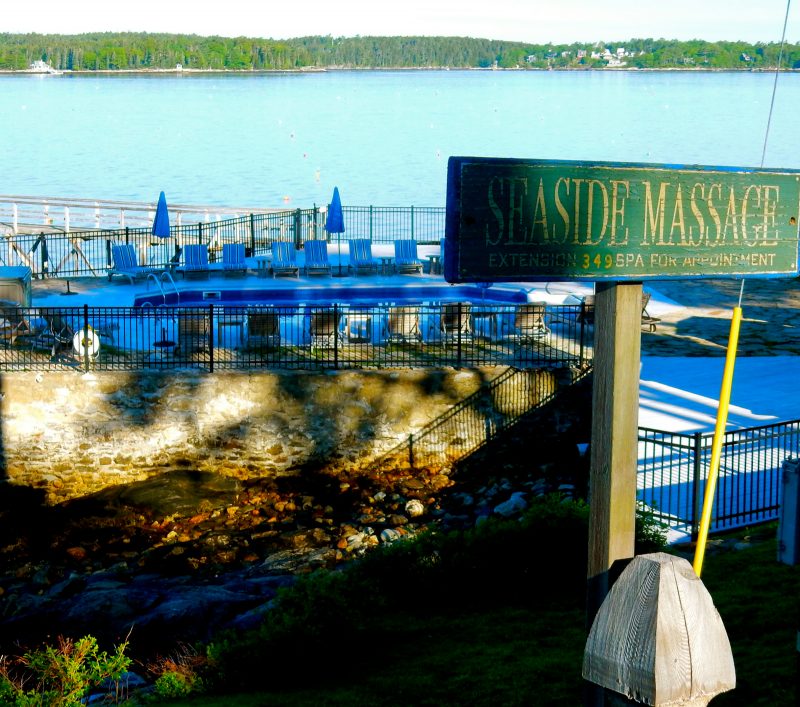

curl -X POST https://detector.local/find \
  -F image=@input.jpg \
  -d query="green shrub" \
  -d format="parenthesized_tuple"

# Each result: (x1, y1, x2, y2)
(0, 634, 130, 706)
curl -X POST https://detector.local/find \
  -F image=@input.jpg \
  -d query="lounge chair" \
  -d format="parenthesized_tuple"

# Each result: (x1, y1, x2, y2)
(385, 305, 423, 346)
(303, 240, 332, 276)
(512, 303, 550, 342)
(393, 239, 423, 274)
(348, 239, 379, 275)
(440, 302, 472, 342)
(108, 243, 163, 284)
(309, 307, 342, 350)
(245, 307, 281, 350)
(180, 244, 210, 279)
(222, 243, 248, 277)
(176, 309, 210, 355)
(271, 241, 300, 278)
(641, 292, 661, 332)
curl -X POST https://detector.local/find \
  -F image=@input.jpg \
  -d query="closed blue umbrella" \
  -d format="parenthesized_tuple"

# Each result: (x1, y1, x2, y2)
(325, 187, 346, 276)
(151, 191, 171, 267)
(152, 191, 170, 238)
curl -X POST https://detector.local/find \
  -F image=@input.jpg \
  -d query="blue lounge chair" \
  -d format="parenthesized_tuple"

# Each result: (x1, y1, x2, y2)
(108, 243, 163, 284)
(393, 239, 423, 274)
(180, 244, 210, 279)
(271, 241, 299, 278)
(348, 239, 379, 275)
(303, 240, 332, 276)
(222, 243, 248, 277)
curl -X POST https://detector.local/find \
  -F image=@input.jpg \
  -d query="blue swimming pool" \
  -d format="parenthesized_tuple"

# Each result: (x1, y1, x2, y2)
(133, 283, 534, 308)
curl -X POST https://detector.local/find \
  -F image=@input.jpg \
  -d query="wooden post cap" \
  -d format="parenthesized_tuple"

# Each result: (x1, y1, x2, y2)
(583, 552, 736, 705)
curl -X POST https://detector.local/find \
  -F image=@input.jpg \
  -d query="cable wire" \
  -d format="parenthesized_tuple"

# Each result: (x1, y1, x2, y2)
(760, 0, 793, 168)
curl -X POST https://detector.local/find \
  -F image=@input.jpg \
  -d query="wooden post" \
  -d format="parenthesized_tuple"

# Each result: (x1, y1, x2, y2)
(583, 553, 735, 705)
(586, 281, 642, 625)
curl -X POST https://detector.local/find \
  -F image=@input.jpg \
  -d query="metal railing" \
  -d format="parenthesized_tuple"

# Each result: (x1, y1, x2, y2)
(0, 207, 446, 279)
(0, 302, 592, 373)
(638, 420, 800, 536)
(372, 366, 573, 472)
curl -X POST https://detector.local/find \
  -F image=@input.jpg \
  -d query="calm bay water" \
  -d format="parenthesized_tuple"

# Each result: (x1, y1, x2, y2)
(1, 70, 798, 208)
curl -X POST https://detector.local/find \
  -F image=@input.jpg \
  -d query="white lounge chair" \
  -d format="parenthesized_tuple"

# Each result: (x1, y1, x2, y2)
(180, 244, 210, 279)
(222, 243, 248, 277)
(393, 239, 423, 274)
(271, 241, 300, 278)
(348, 239, 379, 274)
(303, 240, 332, 276)
(108, 243, 163, 284)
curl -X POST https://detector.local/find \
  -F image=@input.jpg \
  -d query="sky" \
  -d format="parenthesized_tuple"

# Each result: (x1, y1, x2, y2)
(4, 0, 799, 44)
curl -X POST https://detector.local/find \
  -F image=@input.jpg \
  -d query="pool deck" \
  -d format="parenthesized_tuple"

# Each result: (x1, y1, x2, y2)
(30, 243, 596, 309)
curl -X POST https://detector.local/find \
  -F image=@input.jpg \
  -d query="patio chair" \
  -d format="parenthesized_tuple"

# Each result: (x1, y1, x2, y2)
(32, 311, 75, 359)
(271, 241, 300, 278)
(385, 305, 423, 346)
(222, 243, 248, 277)
(512, 302, 550, 342)
(309, 307, 342, 350)
(0, 300, 33, 348)
(440, 302, 472, 342)
(108, 243, 163, 284)
(348, 239, 379, 275)
(180, 244, 210, 279)
(345, 307, 373, 343)
(245, 307, 281, 350)
(393, 239, 423, 274)
(176, 309, 210, 354)
(641, 291, 661, 332)
(303, 240, 332, 276)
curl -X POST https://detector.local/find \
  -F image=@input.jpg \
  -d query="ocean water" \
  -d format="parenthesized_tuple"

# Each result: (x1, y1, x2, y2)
(1, 70, 798, 208)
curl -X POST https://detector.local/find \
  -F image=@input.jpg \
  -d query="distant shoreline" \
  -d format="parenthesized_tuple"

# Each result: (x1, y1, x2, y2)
(2, 66, 798, 76)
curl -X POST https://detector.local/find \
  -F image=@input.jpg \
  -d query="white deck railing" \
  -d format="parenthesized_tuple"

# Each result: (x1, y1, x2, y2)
(0, 194, 283, 234)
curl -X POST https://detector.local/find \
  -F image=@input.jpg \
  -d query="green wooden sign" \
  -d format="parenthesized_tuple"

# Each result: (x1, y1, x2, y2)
(444, 157, 800, 282)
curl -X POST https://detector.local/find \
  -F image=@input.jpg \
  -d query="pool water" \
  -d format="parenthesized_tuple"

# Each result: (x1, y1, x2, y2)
(133, 283, 532, 309)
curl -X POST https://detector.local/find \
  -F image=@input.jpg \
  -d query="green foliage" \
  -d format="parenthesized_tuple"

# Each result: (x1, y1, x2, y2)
(0, 32, 798, 72)
(153, 671, 199, 700)
(0, 634, 131, 706)
(204, 494, 673, 692)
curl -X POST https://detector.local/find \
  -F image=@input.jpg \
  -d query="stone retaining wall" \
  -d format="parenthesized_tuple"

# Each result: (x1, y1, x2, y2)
(0, 367, 561, 504)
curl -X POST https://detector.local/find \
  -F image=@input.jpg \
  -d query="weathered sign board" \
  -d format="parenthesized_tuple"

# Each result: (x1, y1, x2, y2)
(444, 156, 800, 282)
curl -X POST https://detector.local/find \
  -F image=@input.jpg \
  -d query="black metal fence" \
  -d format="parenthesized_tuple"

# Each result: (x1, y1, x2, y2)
(638, 420, 800, 536)
(0, 302, 593, 373)
(4, 206, 446, 279)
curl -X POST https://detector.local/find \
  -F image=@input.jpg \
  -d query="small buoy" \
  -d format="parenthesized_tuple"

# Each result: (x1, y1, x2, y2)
(73, 326, 100, 358)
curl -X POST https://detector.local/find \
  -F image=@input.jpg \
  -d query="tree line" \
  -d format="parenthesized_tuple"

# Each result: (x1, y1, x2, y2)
(1, 32, 798, 71)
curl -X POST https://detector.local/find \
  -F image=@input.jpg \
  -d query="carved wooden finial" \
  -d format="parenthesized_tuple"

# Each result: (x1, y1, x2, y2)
(583, 552, 736, 705)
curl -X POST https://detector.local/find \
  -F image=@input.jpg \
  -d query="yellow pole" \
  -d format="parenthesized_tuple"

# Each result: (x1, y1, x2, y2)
(693, 306, 742, 577)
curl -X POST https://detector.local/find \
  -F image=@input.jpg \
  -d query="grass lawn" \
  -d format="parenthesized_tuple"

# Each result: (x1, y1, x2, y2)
(164, 523, 798, 706)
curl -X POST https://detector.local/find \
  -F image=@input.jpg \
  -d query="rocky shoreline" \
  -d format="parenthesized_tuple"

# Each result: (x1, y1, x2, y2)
(0, 389, 590, 662)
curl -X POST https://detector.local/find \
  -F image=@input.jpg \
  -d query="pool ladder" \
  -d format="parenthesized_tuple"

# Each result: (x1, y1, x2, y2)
(145, 270, 180, 307)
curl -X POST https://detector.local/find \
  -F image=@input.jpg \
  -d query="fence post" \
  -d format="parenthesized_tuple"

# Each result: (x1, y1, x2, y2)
(82, 304, 90, 374)
(249, 213, 256, 255)
(333, 304, 339, 370)
(456, 301, 463, 368)
(691, 432, 704, 540)
(410, 205, 415, 240)
(198, 222, 203, 245)
(124, 226, 130, 245)
(208, 303, 214, 373)
(293, 209, 302, 249)
(579, 301, 586, 366)
(369, 205, 373, 242)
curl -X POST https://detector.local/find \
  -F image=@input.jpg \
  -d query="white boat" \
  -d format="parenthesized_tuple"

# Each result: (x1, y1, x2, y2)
(27, 60, 63, 75)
